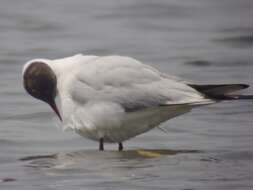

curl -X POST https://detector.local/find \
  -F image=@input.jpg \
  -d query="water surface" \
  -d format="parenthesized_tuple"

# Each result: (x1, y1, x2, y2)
(1, 0, 253, 189)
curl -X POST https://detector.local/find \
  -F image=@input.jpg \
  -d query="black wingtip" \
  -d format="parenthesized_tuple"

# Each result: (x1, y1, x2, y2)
(240, 84, 250, 89)
(189, 83, 251, 101)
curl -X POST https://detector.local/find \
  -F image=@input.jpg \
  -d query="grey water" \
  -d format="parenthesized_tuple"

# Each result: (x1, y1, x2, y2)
(1, 0, 253, 189)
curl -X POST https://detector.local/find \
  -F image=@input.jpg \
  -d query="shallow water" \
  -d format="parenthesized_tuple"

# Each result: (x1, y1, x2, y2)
(1, 0, 253, 189)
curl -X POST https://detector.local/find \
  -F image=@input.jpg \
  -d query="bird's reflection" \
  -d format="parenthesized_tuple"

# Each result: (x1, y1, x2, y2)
(20, 149, 200, 170)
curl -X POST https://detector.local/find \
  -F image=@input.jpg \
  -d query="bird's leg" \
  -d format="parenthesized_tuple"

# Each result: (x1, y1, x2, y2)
(99, 138, 104, 151)
(118, 142, 123, 151)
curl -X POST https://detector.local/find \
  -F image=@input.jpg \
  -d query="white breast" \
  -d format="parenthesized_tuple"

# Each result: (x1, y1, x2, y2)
(64, 101, 191, 142)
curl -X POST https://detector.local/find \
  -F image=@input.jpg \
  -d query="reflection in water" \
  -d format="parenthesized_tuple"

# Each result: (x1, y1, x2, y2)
(19, 149, 253, 188)
(20, 149, 200, 170)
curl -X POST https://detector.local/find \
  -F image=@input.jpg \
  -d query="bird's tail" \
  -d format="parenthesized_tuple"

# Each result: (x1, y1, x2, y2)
(189, 84, 253, 100)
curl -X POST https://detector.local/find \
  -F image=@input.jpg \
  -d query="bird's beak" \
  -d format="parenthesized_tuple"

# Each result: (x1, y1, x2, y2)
(48, 100, 62, 121)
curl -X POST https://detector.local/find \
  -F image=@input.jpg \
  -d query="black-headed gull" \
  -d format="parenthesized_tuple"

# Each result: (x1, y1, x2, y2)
(22, 54, 252, 151)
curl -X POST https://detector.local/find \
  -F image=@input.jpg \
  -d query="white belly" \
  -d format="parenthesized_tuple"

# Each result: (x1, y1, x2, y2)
(64, 102, 191, 143)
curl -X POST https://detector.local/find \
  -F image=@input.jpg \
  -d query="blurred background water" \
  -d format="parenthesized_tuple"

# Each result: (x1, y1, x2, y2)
(1, 0, 253, 189)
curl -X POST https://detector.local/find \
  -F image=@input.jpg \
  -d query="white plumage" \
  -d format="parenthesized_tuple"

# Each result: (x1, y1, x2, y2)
(23, 54, 214, 145)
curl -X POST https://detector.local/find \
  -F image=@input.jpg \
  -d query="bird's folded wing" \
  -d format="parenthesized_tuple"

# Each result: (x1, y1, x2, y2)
(69, 56, 212, 112)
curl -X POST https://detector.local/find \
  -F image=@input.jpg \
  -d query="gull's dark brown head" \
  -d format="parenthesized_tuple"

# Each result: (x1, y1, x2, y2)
(23, 61, 62, 121)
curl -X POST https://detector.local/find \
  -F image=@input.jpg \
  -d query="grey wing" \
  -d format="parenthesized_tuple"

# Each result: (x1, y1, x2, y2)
(69, 56, 212, 112)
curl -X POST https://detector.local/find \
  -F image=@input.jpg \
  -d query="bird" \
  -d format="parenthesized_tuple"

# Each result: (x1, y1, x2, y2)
(22, 54, 253, 151)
